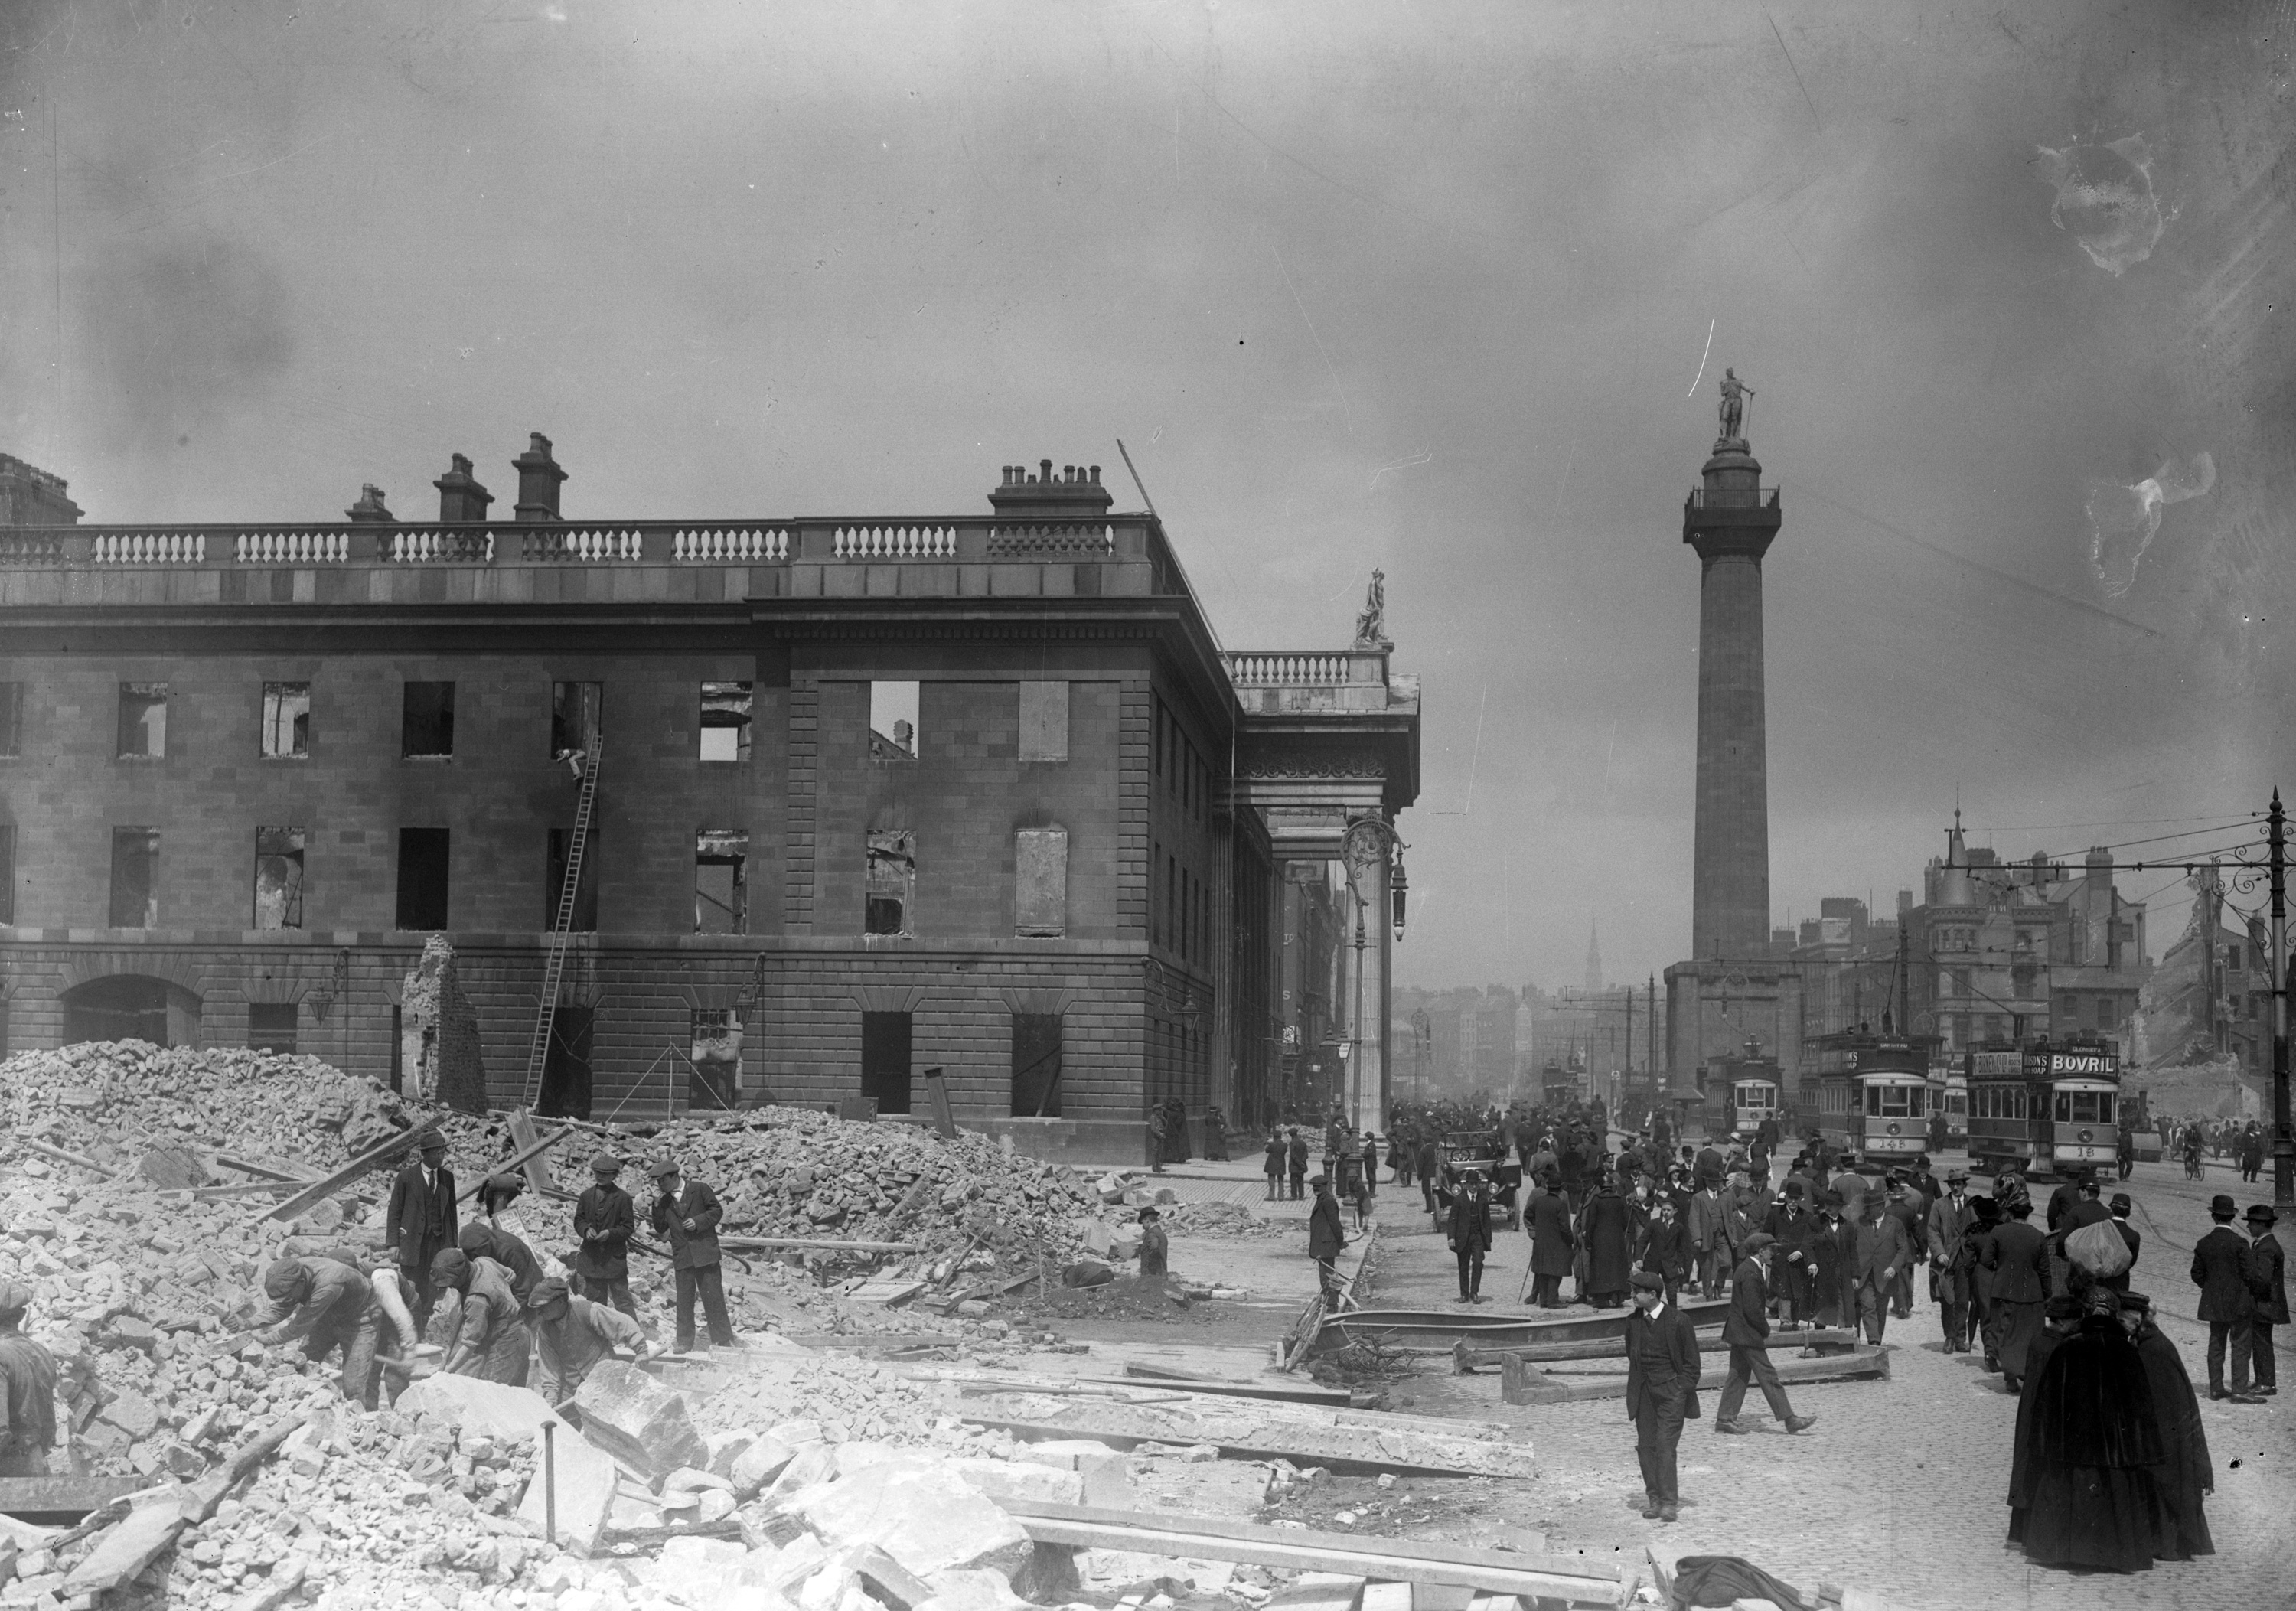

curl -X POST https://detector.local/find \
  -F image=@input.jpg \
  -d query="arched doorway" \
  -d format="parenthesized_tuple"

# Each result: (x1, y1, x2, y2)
(61, 976, 202, 1048)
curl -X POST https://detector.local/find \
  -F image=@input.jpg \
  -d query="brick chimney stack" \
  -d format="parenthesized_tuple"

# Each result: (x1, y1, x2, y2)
(434, 455, 494, 524)
(345, 484, 396, 523)
(512, 432, 567, 523)
(987, 457, 1114, 520)
(0, 452, 83, 526)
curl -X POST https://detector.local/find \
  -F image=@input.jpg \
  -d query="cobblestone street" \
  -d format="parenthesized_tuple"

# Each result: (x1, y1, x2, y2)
(1165, 1151, 2295, 1611)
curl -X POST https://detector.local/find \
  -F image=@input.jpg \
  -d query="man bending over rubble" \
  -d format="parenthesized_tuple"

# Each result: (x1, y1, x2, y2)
(458, 1215, 545, 1306)
(429, 1248, 533, 1386)
(0, 1283, 59, 1477)
(250, 1255, 384, 1410)
(527, 1278, 647, 1406)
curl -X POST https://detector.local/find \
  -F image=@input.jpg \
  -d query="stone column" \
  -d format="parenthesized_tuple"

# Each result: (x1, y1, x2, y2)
(1343, 829, 1391, 1138)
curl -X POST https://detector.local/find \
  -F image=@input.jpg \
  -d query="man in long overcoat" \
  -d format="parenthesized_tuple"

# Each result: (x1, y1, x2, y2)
(2191, 1192, 2258, 1399)
(2243, 1202, 2285, 1394)
(1526, 1175, 1576, 1307)
(1309, 1172, 1348, 1301)
(1686, 1174, 1728, 1298)
(1447, 1170, 1493, 1303)
(1580, 1174, 1636, 1309)
(1711, 1231, 1815, 1435)
(1926, 1170, 1977, 1352)
(385, 1132, 458, 1336)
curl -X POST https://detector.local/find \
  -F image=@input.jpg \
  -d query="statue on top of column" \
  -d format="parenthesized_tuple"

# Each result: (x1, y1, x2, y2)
(1717, 368, 1754, 444)
(1354, 568, 1390, 647)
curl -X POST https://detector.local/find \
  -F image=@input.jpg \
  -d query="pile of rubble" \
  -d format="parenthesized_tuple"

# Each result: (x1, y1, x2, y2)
(1156, 1202, 1289, 1240)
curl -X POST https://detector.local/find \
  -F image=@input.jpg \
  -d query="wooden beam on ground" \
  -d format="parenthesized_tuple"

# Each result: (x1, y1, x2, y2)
(954, 1414, 1531, 1480)
(719, 1236, 919, 1254)
(1000, 1502, 1629, 1607)
(454, 1125, 574, 1206)
(0, 1476, 151, 1521)
(1454, 1329, 1861, 1371)
(1114, 1368, 1352, 1406)
(505, 1110, 556, 1201)
(213, 1153, 321, 1184)
(15, 1139, 119, 1179)
(1500, 1344, 1890, 1405)
(249, 1127, 431, 1225)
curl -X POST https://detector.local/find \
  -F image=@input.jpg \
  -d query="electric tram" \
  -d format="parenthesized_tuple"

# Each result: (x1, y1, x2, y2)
(1703, 1035, 1784, 1138)
(1805, 1029, 1939, 1164)
(1965, 1036, 2123, 1179)
(1930, 1056, 1969, 1147)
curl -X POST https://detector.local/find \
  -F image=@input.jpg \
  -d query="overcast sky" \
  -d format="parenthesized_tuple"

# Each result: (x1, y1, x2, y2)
(4, 1, 2288, 992)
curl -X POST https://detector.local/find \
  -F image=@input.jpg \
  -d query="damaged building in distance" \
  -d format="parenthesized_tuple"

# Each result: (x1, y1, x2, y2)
(0, 444, 1418, 1156)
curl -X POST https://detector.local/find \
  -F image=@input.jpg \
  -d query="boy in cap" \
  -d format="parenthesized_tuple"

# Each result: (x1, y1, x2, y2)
(573, 1152, 645, 1326)
(429, 1247, 532, 1385)
(0, 1284, 58, 1476)
(649, 1156, 735, 1353)
(529, 1277, 648, 1406)
(1712, 1231, 1817, 1436)
(1137, 1207, 1169, 1279)
(2191, 1193, 2261, 1401)
(2246, 1202, 2286, 1394)
(1623, 1269, 1700, 1523)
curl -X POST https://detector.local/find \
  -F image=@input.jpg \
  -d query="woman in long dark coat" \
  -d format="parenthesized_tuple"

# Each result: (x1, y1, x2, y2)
(1965, 1195, 2003, 1368)
(1526, 1173, 1577, 1307)
(1580, 1172, 1636, 1308)
(2122, 1291, 2213, 1560)
(2013, 1287, 2165, 1572)
(2006, 1295, 2082, 1541)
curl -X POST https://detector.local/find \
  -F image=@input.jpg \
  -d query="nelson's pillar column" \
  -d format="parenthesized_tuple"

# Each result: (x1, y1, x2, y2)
(1685, 368, 1782, 961)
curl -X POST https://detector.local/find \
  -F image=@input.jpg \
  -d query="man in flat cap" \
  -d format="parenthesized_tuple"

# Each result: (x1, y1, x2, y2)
(649, 1156, 735, 1353)
(2191, 1193, 2261, 1401)
(1623, 1269, 1700, 1523)
(458, 1218, 543, 1308)
(385, 1131, 458, 1337)
(1713, 1231, 1815, 1436)
(1926, 1169, 1978, 1352)
(529, 1277, 647, 1407)
(1309, 1172, 1348, 1303)
(2245, 1202, 2286, 1394)
(430, 1247, 532, 1385)
(248, 1253, 383, 1408)
(573, 1152, 645, 1327)
(0, 1284, 57, 1476)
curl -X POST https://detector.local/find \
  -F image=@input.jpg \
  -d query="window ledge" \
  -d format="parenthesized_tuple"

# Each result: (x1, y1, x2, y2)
(260, 753, 311, 763)
(401, 753, 455, 763)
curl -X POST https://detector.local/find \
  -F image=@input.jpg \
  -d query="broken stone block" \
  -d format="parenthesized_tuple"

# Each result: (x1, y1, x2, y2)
(1081, 1221, 1113, 1257)
(729, 1437, 796, 1498)
(516, 1417, 618, 1553)
(395, 1375, 557, 1444)
(786, 1463, 1026, 1577)
(99, 1317, 158, 1357)
(696, 1489, 737, 1524)
(705, 1429, 757, 1479)
(765, 1443, 838, 1502)
(663, 1467, 734, 1495)
(949, 1459, 1083, 1508)
(573, 1361, 708, 1482)
(842, 1543, 935, 1611)
(766, 1420, 824, 1447)
(97, 1390, 160, 1442)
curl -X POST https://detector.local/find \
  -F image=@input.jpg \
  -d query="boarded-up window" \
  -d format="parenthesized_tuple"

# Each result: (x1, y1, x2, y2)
(247, 1002, 298, 1055)
(261, 683, 310, 758)
(696, 829, 748, 934)
(866, 830, 915, 936)
(253, 827, 305, 931)
(551, 681, 602, 758)
(1015, 827, 1068, 937)
(1012, 1013, 1063, 1117)
(1018, 680, 1068, 762)
(396, 827, 451, 930)
(403, 682, 455, 757)
(700, 682, 752, 761)
(118, 683, 168, 758)
(109, 827, 159, 927)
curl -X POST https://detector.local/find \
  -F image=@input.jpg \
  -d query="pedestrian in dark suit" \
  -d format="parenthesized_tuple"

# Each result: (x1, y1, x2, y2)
(1926, 1171, 1977, 1351)
(1713, 1232, 1815, 1434)
(1526, 1179, 1576, 1307)
(1447, 1171, 1493, 1303)
(572, 1152, 646, 1328)
(1984, 1189, 2049, 1389)
(648, 1156, 735, 1353)
(1263, 1133, 1286, 1201)
(1853, 1196, 1912, 1344)
(2192, 1194, 2258, 1399)
(1414, 1133, 1442, 1212)
(1580, 1177, 1636, 1308)
(1763, 1184, 1818, 1326)
(1807, 1193, 1850, 1328)
(1289, 1130, 1311, 1202)
(1624, 1270, 1701, 1522)
(2245, 1203, 2286, 1393)
(2104, 1192, 2141, 1296)
(384, 1133, 458, 1336)
(1308, 1173, 1348, 1301)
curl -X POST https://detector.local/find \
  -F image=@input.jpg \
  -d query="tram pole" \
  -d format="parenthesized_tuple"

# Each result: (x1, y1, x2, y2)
(2270, 789, 2291, 1212)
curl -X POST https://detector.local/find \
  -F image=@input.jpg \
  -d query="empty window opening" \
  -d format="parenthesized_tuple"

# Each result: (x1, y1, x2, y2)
(253, 827, 306, 931)
(700, 682, 753, 762)
(109, 827, 159, 928)
(396, 827, 452, 931)
(118, 683, 168, 759)
(537, 1002, 595, 1121)
(0, 683, 21, 757)
(261, 682, 310, 758)
(869, 680, 919, 759)
(551, 680, 602, 759)
(696, 829, 748, 934)
(690, 1007, 742, 1112)
(1016, 826, 1068, 937)
(866, 830, 915, 937)
(1018, 680, 1068, 762)
(861, 1010, 913, 1115)
(403, 681, 455, 757)
(247, 1001, 298, 1055)
(546, 827, 600, 932)
(1012, 1013, 1063, 1117)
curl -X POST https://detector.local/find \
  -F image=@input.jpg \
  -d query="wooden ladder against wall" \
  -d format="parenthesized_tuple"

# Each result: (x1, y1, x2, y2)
(522, 732, 603, 1108)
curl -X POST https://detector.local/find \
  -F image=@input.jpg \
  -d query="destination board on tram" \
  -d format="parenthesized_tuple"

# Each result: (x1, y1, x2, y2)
(1970, 1052, 2022, 1080)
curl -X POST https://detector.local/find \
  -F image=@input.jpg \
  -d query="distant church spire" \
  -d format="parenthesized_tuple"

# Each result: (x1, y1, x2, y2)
(1585, 923, 1603, 994)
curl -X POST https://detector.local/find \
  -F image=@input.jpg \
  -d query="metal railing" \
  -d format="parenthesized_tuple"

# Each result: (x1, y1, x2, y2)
(1685, 486, 1781, 510)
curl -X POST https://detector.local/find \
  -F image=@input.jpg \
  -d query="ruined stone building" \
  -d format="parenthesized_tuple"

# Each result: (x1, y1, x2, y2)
(0, 444, 1419, 1156)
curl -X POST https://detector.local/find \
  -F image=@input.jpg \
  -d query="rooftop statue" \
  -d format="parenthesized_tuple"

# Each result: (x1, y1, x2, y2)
(1717, 368, 1755, 443)
(1354, 568, 1389, 647)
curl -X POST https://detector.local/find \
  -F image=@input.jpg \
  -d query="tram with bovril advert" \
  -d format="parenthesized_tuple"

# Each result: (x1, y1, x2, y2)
(1965, 1038, 2123, 1179)
(1805, 1029, 1938, 1165)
